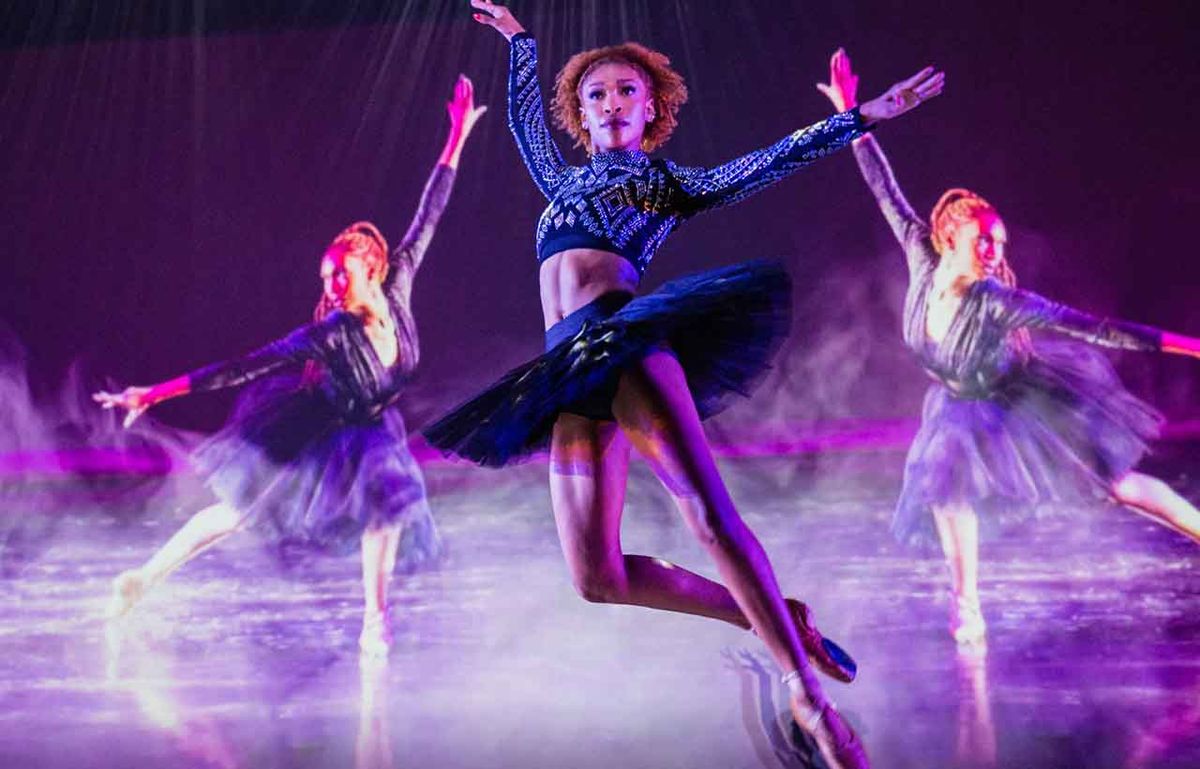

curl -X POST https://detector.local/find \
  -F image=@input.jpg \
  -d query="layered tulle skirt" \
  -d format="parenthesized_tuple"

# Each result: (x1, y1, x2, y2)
(424, 260, 792, 466)
(193, 376, 440, 564)
(894, 342, 1163, 546)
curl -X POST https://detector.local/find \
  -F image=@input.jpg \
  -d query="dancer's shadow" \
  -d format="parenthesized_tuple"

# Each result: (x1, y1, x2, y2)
(722, 647, 828, 769)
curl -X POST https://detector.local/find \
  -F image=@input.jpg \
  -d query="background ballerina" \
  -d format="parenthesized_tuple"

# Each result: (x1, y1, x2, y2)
(816, 47, 1200, 644)
(94, 75, 486, 656)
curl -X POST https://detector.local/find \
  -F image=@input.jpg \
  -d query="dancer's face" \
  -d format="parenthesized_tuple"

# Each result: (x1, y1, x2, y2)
(579, 62, 655, 153)
(947, 212, 1007, 280)
(320, 244, 373, 310)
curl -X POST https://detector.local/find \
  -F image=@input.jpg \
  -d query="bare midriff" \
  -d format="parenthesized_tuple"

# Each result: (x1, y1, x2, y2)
(539, 248, 640, 329)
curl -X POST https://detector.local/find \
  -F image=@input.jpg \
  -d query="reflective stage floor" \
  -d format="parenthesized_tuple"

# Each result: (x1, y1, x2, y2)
(1, 447, 1197, 768)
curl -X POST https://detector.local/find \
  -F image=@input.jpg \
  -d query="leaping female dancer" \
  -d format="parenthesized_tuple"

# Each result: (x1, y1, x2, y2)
(426, 2, 941, 765)
(816, 48, 1200, 645)
(94, 75, 486, 657)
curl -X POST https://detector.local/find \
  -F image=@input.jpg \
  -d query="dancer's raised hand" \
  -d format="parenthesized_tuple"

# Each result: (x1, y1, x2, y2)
(816, 47, 860, 112)
(859, 65, 945, 124)
(447, 74, 488, 138)
(470, 0, 525, 41)
(93, 386, 155, 428)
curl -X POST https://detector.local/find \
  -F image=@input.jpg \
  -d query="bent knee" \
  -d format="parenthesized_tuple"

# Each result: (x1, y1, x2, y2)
(674, 495, 736, 547)
(569, 567, 626, 604)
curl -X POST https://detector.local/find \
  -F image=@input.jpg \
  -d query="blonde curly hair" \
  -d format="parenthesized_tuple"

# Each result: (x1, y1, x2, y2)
(550, 42, 688, 154)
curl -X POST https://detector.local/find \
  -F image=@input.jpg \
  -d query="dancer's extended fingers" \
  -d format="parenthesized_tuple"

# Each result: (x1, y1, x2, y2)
(93, 391, 124, 409)
(914, 72, 945, 99)
(913, 70, 944, 90)
(898, 66, 936, 90)
(471, 0, 504, 20)
(833, 47, 851, 75)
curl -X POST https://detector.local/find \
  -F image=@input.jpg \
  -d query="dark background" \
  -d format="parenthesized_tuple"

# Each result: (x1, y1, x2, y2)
(2, 0, 1197, 437)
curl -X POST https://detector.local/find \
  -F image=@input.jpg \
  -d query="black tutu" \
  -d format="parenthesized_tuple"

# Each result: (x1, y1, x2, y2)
(424, 260, 792, 466)
(894, 341, 1163, 546)
(193, 375, 440, 562)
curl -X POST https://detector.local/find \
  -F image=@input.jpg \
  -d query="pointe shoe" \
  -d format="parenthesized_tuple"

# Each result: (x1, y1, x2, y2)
(106, 569, 147, 620)
(786, 598, 858, 684)
(359, 609, 393, 658)
(790, 695, 870, 769)
(950, 593, 986, 646)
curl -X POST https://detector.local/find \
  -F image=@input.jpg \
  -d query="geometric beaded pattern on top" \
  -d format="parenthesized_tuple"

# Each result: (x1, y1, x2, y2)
(508, 34, 866, 274)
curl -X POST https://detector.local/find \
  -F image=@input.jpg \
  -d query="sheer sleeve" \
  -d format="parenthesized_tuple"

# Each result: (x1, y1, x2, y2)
(851, 134, 935, 274)
(983, 281, 1163, 351)
(186, 315, 343, 393)
(507, 33, 570, 200)
(664, 108, 868, 217)
(388, 163, 457, 278)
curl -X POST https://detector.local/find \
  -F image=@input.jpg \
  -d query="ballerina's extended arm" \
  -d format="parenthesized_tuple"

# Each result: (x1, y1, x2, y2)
(983, 281, 1200, 359)
(93, 319, 340, 427)
(817, 47, 936, 275)
(662, 55, 944, 216)
(390, 75, 486, 278)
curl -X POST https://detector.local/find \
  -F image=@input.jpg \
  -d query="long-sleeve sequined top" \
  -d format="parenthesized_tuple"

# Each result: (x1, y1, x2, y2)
(507, 33, 869, 274)
(851, 134, 1162, 397)
(184, 165, 456, 421)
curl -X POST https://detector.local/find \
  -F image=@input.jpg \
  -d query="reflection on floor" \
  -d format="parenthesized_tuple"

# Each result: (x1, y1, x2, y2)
(1, 447, 1197, 768)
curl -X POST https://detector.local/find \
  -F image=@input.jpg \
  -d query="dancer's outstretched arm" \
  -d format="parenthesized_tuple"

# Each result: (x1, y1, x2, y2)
(93, 317, 339, 427)
(93, 375, 191, 428)
(666, 55, 944, 216)
(472, 1, 569, 200)
(986, 281, 1200, 357)
(817, 47, 935, 272)
(391, 75, 486, 277)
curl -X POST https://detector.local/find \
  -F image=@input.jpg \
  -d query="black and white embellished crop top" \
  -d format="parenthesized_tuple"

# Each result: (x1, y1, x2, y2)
(507, 33, 870, 275)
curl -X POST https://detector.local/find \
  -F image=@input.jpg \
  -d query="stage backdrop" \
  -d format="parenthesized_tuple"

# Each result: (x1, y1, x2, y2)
(2, 0, 1197, 443)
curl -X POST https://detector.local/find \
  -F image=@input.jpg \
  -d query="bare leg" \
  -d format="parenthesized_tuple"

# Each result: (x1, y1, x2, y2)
(107, 502, 245, 618)
(932, 504, 980, 601)
(1112, 472, 1200, 544)
(550, 410, 852, 682)
(359, 520, 406, 656)
(606, 352, 806, 675)
(610, 351, 864, 766)
(549, 413, 749, 629)
(932, 503, 985, 644)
